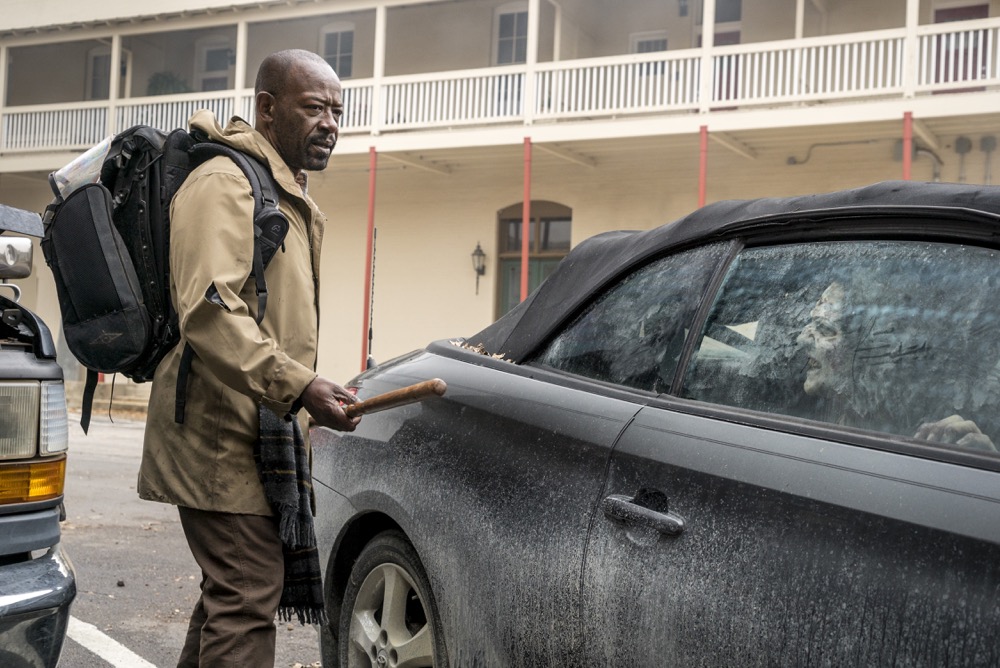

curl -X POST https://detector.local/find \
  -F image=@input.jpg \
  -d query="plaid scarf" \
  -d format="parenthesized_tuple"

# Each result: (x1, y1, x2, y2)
(255, 406, 327, 625)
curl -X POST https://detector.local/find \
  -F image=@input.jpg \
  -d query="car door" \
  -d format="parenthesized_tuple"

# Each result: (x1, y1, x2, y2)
(580, 234, 1000, 666)
(376, 241, 731, 665)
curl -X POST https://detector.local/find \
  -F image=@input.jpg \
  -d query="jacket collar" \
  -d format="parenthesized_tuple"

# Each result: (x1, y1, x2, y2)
(189, 110, 308, 201)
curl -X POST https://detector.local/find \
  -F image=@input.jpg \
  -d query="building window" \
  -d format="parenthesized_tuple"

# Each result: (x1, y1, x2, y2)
(86, 47, 130, 100)
(631, 31, 669, 54)
(631, 31, 668, 75)
(497, 201, 572, 316)
(495, 3, 528, 65)
(321, 22, 354, 78)
(697, 0, 742, 24)
(195, 37, 233, 92)
(717, 0, 742, 23)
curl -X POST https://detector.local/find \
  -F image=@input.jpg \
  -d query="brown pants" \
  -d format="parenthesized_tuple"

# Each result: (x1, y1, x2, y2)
(176, 506, 284, 668)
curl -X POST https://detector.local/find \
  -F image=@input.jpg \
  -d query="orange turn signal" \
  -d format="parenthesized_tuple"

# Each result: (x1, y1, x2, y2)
(0, 457, 66, 504)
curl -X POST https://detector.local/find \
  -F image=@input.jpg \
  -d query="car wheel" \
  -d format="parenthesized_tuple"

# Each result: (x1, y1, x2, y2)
(338, 530, 448, 668)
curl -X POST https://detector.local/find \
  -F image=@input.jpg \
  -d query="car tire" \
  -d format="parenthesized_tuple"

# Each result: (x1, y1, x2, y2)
(319, 612, 338, 667)
(338, 530, 448, 668)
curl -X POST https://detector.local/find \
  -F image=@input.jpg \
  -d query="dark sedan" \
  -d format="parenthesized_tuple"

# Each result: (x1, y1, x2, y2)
(313, 180, 1000, 668)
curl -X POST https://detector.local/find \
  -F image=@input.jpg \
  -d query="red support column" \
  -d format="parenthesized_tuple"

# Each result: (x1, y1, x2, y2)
(903, 111, 913, 181)
(699, 125, 709, 207)
(360, 146, 377, 371)
(521, 137, 532, 302)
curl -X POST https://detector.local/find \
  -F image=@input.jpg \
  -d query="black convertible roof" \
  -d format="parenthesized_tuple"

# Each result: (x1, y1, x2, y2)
(470, 180, 1000, 361)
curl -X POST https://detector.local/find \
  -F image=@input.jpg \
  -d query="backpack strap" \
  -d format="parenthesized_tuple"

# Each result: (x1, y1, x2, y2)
(174, 145, 290, 424)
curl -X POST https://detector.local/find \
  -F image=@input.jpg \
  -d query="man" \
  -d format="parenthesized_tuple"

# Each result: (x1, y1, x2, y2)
(138, 50, 360, 667)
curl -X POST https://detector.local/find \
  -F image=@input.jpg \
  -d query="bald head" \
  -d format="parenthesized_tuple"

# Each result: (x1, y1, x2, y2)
(253, 49, 343, 172)
(255, 49, 335, 98)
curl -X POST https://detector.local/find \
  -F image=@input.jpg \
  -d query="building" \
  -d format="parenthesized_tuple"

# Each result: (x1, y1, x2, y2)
(2, 0, 999, 385)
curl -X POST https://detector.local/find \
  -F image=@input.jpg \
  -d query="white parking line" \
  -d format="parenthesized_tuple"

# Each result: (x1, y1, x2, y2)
(67, 616, 158, 668)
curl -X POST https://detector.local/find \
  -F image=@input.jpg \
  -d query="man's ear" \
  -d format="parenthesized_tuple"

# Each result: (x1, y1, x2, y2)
(255, 91, 276, 123)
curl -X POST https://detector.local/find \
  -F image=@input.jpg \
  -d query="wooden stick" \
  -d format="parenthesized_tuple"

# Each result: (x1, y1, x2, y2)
(343, 378, 447, 418)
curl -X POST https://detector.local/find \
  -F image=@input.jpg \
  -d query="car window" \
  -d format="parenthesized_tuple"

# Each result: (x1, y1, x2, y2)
(530, 242, 729, 392)
(682, 240, 1000, 455)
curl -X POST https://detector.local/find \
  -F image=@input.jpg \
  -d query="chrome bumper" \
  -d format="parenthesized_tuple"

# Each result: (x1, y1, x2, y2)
(0, 544, 76, 668)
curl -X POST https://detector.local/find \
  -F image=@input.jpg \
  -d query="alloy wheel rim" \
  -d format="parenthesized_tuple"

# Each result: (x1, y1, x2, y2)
(347, 562, 435, 668)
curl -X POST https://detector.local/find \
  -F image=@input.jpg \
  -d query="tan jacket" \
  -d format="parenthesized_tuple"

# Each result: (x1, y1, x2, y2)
(138, 111, 324, 515)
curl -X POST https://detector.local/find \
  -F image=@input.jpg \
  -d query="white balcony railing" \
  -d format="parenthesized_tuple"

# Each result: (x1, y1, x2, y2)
(917, 18, 1000, 91)
(381, 67, 525, 129)
(535, 51, 702, 118)
(710, 29, 906, 106)
(1, 102, 108, 152)
(115, 94, 237, 134)
(3, 19, 1000, 155)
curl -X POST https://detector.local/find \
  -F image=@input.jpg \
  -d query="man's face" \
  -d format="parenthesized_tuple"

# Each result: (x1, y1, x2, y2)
(260, 61, 343, 172)
(797, 282, 849, 396)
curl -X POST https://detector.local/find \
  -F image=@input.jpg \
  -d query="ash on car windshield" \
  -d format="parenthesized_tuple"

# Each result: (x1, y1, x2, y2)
(682, 240, 1000, 455)
(530, 242, 728, 392)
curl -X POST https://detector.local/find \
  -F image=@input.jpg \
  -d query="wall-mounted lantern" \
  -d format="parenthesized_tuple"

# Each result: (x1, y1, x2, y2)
(471, 242, 486, 295)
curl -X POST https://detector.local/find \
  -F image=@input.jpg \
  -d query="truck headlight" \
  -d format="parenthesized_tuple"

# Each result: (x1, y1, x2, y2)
(0, 382, 40, 460)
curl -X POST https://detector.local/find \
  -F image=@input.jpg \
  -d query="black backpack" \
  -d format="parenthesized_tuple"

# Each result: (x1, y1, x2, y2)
(41, 125, 290, 433)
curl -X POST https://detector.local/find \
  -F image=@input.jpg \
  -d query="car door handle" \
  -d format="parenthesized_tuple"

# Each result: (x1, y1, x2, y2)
(601, 491, 686, 536)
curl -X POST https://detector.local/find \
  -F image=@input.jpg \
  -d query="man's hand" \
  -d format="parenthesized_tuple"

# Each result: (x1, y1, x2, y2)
(300, 376, 361, 431)
(914, 414, 996, 452)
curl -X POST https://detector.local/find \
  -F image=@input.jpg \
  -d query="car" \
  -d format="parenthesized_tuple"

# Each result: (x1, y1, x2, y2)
(0, 205, 74, 668)
(312, 180, 1000, 668)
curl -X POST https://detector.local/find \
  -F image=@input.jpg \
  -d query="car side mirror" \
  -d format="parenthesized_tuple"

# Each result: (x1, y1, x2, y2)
(0, 237, 32, 280)
(0, 236, 33, 280)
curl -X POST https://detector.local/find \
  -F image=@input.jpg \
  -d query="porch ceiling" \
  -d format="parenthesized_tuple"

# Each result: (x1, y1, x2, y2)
(351, 114, 1000, 178)
(0, 0, 318, 38)
(10, 114, 1000, 191)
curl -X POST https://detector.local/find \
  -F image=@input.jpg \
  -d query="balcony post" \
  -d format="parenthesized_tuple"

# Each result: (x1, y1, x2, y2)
(699, 125, 709, 206)
(903, 0, 919, 98)
(0, 46, 7, 152)
(903, 111, 913, 180)
(524, 0, 540, 124)
(699, 0, 717, 113)
(521, 137, 532, 302)
(108, 35, 122, 136)
(234, 20, 248, 119)
(361, 146, 378, 370)
(372, 4, 387, 136)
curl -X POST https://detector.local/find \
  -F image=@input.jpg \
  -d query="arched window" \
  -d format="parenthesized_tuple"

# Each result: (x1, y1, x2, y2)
(320, 21, 355, 78)
(497, 201, 572, 316)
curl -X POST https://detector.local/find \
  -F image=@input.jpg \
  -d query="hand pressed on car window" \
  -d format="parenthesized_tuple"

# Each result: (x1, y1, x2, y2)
(914, 414, 996, 452)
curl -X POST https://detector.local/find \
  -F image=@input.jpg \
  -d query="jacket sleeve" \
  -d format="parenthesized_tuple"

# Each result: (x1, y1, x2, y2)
(169, 166, 317, 414)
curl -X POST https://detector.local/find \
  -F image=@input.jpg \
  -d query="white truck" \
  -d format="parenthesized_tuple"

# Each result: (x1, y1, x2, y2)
(0, 204, 74, 668)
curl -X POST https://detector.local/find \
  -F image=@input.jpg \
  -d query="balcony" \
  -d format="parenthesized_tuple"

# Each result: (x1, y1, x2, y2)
(2, 16, 1000, 156)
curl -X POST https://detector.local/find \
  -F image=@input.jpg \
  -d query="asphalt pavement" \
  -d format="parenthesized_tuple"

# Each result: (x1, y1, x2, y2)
(58, 413, 323, 668)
